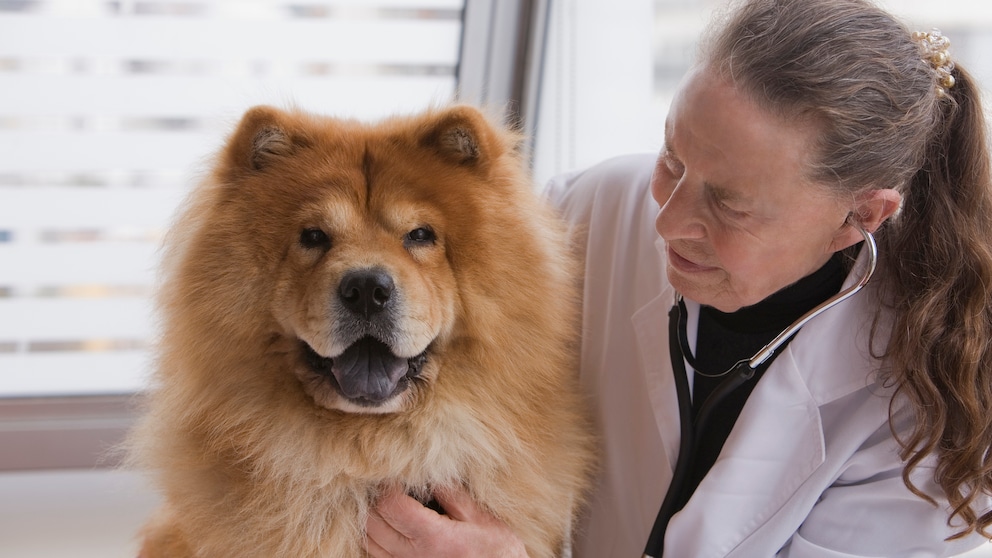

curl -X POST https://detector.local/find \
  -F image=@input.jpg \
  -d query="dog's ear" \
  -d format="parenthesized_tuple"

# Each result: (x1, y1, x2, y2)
(224, 106, 306, 173)
(420, 106, 504, 170)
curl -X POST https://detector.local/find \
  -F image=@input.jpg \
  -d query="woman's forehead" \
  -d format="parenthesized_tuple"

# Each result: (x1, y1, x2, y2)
(665, 66, 821, 192)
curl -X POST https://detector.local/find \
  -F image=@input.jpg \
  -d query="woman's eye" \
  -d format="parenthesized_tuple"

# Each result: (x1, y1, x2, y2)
(716, 199, 748, 219)
(299, 228, 330, 249)
(405, 227, 436, 245)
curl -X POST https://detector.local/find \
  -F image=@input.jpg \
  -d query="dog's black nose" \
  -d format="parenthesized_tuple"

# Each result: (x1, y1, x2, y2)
(339, 269, 394, 316)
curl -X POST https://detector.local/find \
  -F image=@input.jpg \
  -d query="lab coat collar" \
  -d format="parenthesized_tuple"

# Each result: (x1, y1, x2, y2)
(631, 284, 679, 473)
(629, 237, 681, 483)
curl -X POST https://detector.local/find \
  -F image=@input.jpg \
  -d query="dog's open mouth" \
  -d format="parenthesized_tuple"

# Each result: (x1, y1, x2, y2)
(301, 337, 428, 407)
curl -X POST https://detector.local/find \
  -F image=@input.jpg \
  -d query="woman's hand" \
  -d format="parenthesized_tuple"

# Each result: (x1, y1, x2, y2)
(365, 485, 529, 558)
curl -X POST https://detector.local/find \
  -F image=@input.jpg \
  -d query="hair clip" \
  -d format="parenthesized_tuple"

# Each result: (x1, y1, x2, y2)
(912, 29, 955, 97)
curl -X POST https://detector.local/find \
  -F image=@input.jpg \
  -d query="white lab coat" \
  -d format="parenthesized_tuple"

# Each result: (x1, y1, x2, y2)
(546, 154, 990, 557)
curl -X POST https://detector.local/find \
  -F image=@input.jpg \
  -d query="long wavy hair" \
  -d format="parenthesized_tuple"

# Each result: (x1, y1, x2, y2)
(701, 0, 992, 539)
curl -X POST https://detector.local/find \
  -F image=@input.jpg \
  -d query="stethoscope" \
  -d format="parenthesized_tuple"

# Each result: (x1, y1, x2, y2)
(642, 224, 877, 558)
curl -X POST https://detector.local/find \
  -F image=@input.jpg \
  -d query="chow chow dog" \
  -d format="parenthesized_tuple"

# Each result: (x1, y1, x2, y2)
(128, 105, 595, 557)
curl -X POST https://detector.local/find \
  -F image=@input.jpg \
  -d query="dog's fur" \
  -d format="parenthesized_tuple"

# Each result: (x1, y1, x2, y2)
(128, 105, 595, 557)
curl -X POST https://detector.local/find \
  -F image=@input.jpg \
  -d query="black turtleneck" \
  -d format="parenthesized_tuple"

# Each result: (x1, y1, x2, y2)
(681, 253, 846, 503)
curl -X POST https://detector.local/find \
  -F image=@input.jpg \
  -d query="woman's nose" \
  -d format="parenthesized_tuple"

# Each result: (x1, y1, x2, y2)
(655, 180, 706, 241)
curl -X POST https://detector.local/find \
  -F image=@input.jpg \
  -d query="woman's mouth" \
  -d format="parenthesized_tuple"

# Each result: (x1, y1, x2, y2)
(667, 246, 718, 273)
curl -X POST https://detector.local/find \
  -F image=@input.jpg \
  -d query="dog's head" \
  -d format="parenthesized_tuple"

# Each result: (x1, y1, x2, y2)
(185, 105, 525, 415)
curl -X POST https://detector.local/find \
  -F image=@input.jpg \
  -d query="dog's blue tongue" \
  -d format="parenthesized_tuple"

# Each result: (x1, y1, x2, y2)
(331, 337, 408, 402)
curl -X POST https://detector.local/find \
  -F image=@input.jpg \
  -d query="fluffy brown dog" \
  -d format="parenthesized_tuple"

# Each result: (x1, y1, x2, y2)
(128, 105, 595, 557)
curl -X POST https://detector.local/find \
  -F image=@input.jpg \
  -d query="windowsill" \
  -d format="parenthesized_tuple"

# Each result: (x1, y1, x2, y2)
(0, 394, 141, 471)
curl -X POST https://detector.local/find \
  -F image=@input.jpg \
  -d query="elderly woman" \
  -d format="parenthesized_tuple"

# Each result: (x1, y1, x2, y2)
(366, 0, 992, 556)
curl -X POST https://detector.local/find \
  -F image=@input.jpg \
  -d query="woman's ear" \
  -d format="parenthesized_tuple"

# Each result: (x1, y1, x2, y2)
(853, 188, 902, 233)
(828, 188, 902, 252)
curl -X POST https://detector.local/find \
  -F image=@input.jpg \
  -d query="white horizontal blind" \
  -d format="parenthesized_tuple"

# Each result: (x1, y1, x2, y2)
(0, 0, 463, 397)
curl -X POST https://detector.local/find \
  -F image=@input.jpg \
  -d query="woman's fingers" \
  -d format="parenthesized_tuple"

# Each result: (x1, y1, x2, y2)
(364, 485, 529, 558)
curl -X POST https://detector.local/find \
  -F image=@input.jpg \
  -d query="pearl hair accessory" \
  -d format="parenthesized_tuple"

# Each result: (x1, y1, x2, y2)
(913, 29, 956, 97)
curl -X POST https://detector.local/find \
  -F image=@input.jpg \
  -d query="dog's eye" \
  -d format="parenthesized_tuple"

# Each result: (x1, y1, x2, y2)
(405, 227, 436, 245)
(299, 228, 330, 249)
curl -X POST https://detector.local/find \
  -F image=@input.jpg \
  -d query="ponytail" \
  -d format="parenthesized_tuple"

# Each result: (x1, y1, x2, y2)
(880, 65, 992, 537)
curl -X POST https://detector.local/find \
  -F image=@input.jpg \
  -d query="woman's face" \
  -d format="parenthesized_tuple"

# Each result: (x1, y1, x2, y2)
(652, 66, 852, 312)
